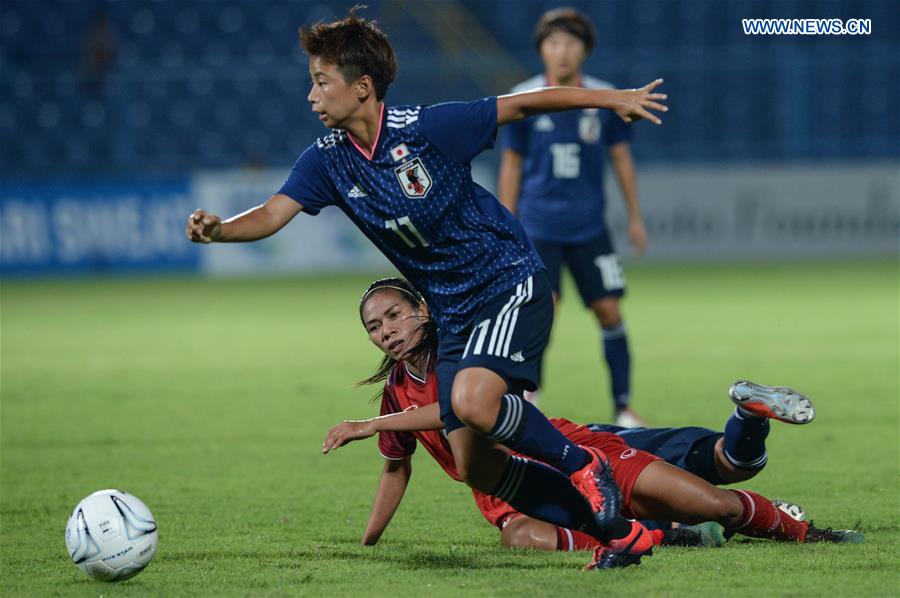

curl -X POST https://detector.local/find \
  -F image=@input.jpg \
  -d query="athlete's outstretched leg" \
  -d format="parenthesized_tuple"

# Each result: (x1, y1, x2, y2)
(627, 460, 857, 543)
(629, 460, 806, 542)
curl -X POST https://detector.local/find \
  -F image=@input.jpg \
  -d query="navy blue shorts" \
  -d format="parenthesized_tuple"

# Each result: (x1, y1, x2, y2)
(437, 272, 553, 433)
(533, 232, 626, 305)
(587, 424, 725, 485)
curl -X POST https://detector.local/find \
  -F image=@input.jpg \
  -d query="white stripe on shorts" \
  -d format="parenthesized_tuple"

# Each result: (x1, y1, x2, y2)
(487, 282, 524, 356)
(501, 276, 532, 357)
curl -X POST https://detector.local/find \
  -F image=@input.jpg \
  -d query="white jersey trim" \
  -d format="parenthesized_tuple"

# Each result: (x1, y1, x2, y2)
(316, 130, 347, 149)
(379, 451, 413, 461)
(387, 107, 421, 129)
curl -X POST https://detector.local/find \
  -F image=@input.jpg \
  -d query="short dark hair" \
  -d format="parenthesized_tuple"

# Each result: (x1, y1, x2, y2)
(533, 7, 595, 54)
(299, 6, 397, 101)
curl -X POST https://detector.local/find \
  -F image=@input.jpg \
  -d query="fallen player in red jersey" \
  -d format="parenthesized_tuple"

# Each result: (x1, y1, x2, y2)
(322, 278, 863, 560)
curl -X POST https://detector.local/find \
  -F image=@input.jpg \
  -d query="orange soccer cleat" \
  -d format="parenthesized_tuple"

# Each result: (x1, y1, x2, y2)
(569, 446, 621, 529)
(585, 520, 656, 570)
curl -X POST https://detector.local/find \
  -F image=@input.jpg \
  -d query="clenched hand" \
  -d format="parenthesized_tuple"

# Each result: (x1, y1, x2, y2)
(186, 209, 222, 243)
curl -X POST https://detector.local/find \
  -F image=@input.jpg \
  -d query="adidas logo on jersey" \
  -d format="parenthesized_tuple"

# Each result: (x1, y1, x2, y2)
(348, 184, 368, 198)
(510, 351, 525, 362)
(534, 115, 555, 132)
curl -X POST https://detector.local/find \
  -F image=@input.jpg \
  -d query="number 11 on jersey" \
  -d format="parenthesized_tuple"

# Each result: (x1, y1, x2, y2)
(385, 216, 430, 248)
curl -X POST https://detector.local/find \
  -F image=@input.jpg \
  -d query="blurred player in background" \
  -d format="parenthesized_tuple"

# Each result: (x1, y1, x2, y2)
(499, 8, 646, 427)
(322, 278, 861, 556)
(186, 8, 669, 569)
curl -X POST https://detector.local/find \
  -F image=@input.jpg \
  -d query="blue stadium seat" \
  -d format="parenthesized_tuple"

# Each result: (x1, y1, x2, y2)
(1, 0, 896, 177)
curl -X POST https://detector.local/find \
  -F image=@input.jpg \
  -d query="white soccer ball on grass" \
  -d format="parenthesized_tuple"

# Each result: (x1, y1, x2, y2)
(65, 489, 158, 582)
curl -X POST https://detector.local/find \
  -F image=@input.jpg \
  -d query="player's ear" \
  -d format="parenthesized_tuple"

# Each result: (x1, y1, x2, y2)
(418, 302, 430, 320)
(354, 75, 374, 101)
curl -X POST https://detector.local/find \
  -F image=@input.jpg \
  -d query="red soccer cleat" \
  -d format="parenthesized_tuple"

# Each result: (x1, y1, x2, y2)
(585, 520, 655, 570)
(569, 446, 621, 529)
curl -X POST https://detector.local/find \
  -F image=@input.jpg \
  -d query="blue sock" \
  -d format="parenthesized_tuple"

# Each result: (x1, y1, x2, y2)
(723, 407, 770, 470)
(488, 394, 589, 476)
(492, 456, 623, 539)
(602, 322, 630, 411)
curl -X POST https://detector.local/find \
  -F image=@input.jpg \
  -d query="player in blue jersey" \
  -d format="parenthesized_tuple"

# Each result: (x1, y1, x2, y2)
(185, 9, 668, 569)
(499, 8, 647, 427)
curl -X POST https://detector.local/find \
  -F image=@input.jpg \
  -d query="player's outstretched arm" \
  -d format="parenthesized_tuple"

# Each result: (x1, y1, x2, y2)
(497, 79, 668, 126)
(186, 193, 302, 243)
(322, 403, 443, 454)
(362, 458, 412, 545)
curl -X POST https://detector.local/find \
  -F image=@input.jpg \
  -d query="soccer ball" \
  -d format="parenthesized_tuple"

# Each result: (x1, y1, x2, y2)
(65, 489, 158, 582)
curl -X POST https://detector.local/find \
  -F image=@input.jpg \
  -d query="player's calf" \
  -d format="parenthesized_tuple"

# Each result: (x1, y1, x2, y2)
(500, 516, 559, 551)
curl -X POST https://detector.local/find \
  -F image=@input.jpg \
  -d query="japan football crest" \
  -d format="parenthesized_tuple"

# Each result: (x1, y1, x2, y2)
(394, 158, 432, 199)
(579, 109, 601, 144)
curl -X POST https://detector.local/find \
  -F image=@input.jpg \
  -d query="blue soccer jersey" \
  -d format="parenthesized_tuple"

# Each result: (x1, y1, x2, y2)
(501, 75, 632, 243)
(278, 99, 543, 334)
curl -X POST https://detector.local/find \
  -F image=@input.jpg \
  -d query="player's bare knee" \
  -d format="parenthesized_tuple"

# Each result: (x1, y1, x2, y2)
(450, 389, 481, 429)
(450, 376, 502, 432)
(592, 299, 621, 328)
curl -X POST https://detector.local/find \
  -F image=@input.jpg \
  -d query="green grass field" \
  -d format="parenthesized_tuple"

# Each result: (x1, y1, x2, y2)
(2, 260, 898, 596)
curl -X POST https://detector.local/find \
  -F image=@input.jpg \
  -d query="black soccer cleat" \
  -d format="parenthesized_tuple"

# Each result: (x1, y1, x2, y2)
(805, 522, 864, 544)
(585, 546, 648, 570)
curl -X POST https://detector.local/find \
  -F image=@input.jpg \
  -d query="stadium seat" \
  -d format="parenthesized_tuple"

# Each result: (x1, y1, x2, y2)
(1, 0, 896, 178)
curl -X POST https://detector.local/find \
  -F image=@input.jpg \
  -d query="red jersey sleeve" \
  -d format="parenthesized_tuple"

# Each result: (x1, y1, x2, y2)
(377, 383, 418, 460)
